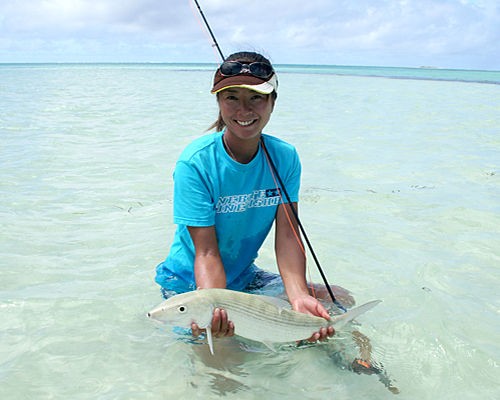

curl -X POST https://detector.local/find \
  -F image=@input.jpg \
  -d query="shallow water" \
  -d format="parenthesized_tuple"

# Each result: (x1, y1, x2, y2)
(0, 64, 499, 399)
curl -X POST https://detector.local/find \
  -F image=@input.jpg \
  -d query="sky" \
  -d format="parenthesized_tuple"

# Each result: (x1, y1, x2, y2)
(0, 0, 499, 70)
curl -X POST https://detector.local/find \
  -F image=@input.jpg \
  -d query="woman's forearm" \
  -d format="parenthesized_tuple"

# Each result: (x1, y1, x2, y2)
(194, 253, 227, 288)
(188, 226, 227, 289)
(274, 203, 309, 301)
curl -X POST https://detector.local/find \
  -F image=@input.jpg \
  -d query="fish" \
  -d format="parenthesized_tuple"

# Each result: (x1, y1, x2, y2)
(147, 288, 381, 355)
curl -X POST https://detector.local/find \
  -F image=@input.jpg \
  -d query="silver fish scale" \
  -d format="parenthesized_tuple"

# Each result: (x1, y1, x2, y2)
(202, 289, 329, 342)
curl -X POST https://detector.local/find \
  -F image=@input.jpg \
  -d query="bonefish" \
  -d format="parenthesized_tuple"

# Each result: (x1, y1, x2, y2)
(148, 288, 380, 355)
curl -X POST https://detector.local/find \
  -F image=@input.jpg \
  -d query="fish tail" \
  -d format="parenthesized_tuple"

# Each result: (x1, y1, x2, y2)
(330, 300, 381, 329)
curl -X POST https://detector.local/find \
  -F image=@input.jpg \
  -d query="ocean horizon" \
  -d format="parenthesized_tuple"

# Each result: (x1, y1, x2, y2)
(1, 61, 499, 85)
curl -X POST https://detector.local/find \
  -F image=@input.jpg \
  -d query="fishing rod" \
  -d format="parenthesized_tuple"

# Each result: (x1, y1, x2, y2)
(192, 0, 225, 61)
(191, 0, 345, 312)
(261, 138, 346, 313)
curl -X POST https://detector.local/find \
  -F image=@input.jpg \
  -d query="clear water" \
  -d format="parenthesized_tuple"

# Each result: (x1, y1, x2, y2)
(1, 64, 499, 399)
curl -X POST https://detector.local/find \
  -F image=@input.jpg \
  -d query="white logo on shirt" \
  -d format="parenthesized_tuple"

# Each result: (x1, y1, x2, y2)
(216, 189, 281, 213)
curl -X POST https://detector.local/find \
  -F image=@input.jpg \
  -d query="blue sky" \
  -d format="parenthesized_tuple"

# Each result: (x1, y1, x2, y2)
(1, 0, 499, 70)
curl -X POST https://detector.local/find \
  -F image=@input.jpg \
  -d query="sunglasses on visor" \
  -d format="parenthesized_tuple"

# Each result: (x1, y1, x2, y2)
(219, 61, 274, 79)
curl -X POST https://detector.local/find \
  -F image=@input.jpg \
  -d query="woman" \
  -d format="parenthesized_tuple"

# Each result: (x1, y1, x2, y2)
(155, 51, 347, 342)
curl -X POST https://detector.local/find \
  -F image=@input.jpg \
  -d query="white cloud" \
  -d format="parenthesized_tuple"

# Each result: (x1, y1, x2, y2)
(0, 0, 498, 68)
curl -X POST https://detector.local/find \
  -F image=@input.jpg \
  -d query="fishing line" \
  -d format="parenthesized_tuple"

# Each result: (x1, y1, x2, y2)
(191, 0, 225, 61)
(191, 0, 346, 312)
(189, 0, 220, 62)
(261, 144, 317, 299)
(261, 138, 347, 313)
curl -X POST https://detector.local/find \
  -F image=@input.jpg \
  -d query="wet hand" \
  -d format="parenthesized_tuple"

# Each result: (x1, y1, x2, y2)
(307, 326, 334, 342)
(191, 307, 235, 338)
(291, 295, 335, 342)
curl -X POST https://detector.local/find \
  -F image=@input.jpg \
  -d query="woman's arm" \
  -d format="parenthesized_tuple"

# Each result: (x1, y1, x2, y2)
(189, 226, 226, 289)
(274, 203, 308, 299)
(187, 226, 234, 338)
(275, 202, 334, 341)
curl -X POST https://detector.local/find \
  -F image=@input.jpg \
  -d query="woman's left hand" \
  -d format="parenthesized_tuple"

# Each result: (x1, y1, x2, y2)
(291, 295, 335, 342)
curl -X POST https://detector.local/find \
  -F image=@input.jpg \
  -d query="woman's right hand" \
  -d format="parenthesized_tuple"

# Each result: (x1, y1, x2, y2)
(191, 307, 235, 338)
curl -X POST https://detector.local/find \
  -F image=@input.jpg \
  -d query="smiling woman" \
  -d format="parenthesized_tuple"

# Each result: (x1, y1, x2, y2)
(208, 52, 278, 133)
(216, 87, 274, 163)
(154, 51, 349, 344)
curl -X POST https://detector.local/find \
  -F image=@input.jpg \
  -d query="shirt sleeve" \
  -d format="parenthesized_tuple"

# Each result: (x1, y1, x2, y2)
(172, 160, 216, 226)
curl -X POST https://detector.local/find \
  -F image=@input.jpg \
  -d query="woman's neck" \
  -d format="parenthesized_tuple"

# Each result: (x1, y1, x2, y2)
(223, 132, 260, 164)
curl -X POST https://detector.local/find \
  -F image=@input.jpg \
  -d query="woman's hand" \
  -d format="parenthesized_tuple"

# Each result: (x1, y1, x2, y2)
(191, 307, 235, 338)
(291, 294, 335, 342)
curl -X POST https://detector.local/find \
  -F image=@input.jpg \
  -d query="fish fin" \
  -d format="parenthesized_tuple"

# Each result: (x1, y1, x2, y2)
(205, 326, 215, 355)
(262, 341, 278, 352)
(331, 300, 381, 329)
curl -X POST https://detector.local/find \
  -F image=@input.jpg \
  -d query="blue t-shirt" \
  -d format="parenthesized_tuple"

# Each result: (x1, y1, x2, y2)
(155, 130, 301, 293)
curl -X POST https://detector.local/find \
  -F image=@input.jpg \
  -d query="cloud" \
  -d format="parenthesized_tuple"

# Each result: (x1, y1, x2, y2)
(0, 0, 498, 68)
(193, 0, 499, 68)
(2, 0, 194, 39)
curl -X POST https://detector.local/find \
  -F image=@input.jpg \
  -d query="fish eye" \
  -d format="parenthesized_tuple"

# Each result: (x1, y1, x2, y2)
(178, 305, 187, 313)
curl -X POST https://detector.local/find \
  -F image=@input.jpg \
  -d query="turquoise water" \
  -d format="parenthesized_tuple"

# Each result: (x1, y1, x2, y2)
(1, 63, 499, 399)
(5, 62, 500, 83)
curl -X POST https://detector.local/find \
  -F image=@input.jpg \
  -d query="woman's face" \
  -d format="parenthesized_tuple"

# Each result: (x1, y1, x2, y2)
(218, 87, 275, 141)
